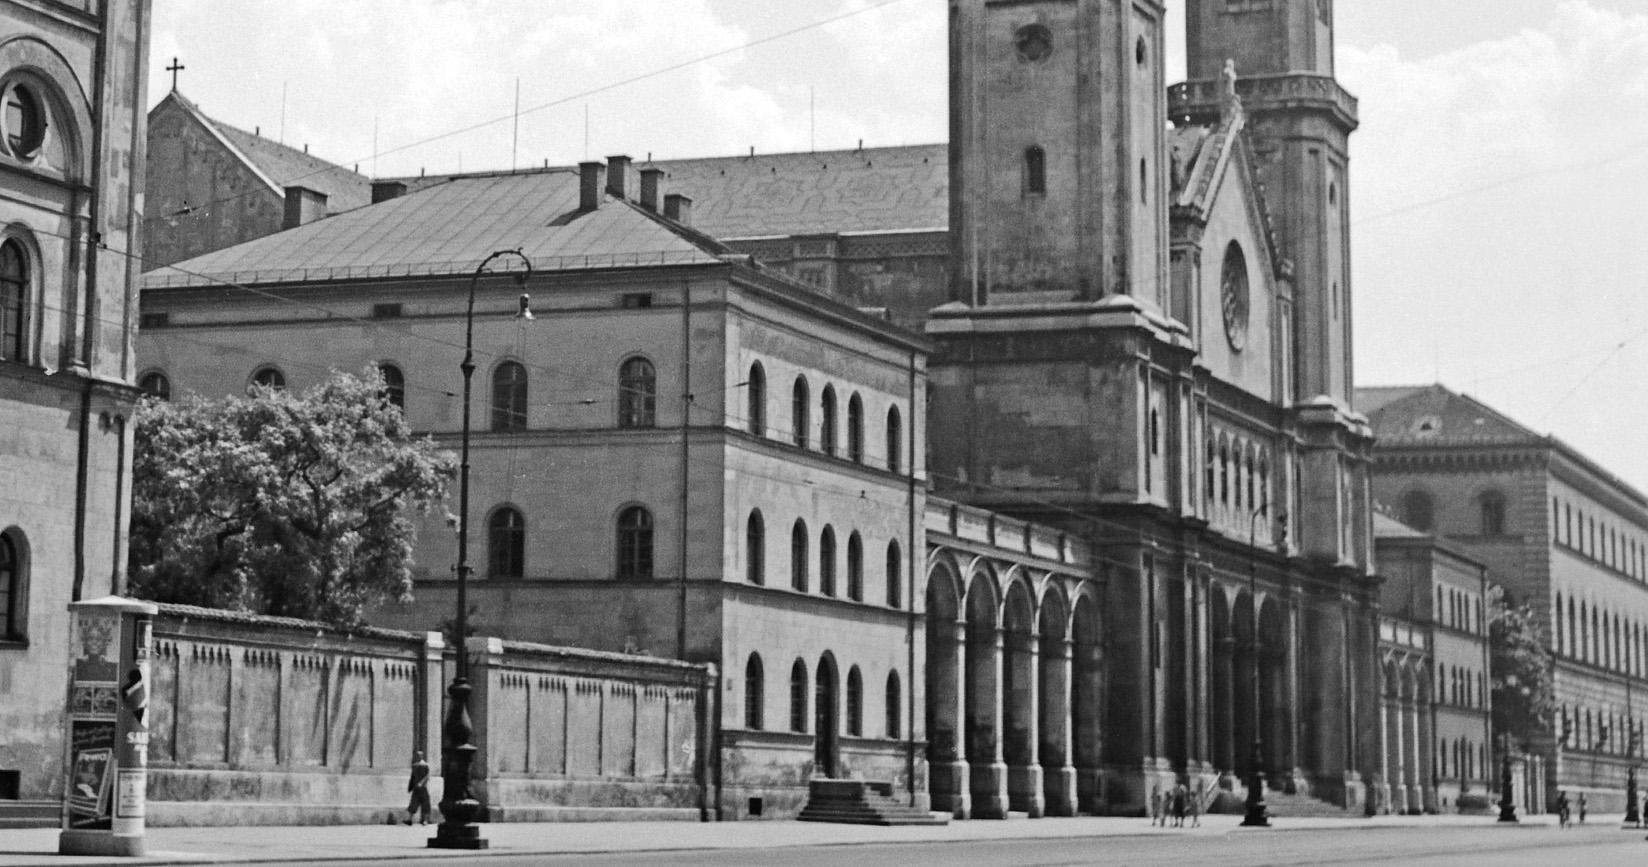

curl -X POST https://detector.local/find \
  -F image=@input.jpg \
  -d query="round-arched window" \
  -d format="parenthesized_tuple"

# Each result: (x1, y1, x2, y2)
(1220, 241, 1250, 352)
(250, 365, 285, 392)
(138, 370, 171, 400)
(2, 81, 47, 159)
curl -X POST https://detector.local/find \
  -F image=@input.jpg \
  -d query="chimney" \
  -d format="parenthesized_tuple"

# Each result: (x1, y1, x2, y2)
(282, 185, 328, 229)
(663, 193, 692, 226)
(606, 155, 631, 199)
(579, 161, 605, 211)
(639, 168, 664, 211)
(371, 180, 407, 204)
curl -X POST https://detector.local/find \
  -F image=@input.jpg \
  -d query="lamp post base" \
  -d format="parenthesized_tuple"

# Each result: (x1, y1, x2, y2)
(428, 822, 490, 850)
(1240, 772, 1270, 827)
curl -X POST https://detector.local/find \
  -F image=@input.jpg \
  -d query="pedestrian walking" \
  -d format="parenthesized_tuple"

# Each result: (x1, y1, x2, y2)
(1555, 790, 1570, 829)
(1150, 785, 1163, 827)
(1577, 792, 1586, 825)
(1189, 781, 1202, 828)
(405, 750, 432, 826)
(1171, 783, 1187, 828)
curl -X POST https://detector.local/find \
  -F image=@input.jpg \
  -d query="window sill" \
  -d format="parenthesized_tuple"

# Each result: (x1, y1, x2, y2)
(0, 638, 30, 651)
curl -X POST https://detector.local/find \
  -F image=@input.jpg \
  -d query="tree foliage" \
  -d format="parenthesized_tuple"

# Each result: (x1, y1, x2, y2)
(1488, 584, 1556, 748)
(129, 369, 455, 626)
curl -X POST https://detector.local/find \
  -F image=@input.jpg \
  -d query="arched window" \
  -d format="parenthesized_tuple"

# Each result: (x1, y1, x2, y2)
(618, 357, 656, 428)
(250, 365, 285, 392)
(885, 540, 902, 608)
(846, 665, 863, 737)
(138, 370, 172, 400)
(791, 377, 811, 448)
(378, 363, 405, 411)
(885, 406, 902, 474)
(746, 510, 765, 585)
(1204, 438, 1215, 505)
(616, 506, 654, 579)
(746, 362, 766, 436)
(885, 671, 902, 738)
(1218, 440, 1230, 505)
(847, 394, 864, 463)
(1401, 489, 1434, 532)
(846, 532, 864, 602)
(0, 530, 24, 641)
(789, 659, 808, 733)
(819, 526, 837, 596)
(790, 519, 809, 592)
(486, 506, 525, 578)
(1, 239, 27, 362)
(820, 386, 838, 456)
(1024, 145, 1046, 195)
(744, 654, 764, 730)
(491, 361, 528, 431)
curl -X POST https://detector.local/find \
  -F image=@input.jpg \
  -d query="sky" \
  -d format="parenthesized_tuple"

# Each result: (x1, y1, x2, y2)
(147, 1, 1648, 494)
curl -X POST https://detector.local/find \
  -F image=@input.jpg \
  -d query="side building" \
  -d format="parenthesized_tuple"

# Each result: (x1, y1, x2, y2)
(0, 0, 151, 816)
(1372, 512, 1496, 815)
(1363, 383, 1648, 814)
(139, 159, 940, 819)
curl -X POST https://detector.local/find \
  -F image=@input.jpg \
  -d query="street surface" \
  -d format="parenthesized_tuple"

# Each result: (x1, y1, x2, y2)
(2, 815, 1645, 866)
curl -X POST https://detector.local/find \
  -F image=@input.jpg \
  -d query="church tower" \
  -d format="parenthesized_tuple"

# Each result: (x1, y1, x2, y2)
(1177, 0, 1357, 405)
(949, 0, 1168, 307)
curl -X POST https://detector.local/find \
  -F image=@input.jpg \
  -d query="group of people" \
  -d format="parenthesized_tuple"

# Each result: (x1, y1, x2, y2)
(1150, 782, 1202, 828)
(1553, 790, 1587, 829)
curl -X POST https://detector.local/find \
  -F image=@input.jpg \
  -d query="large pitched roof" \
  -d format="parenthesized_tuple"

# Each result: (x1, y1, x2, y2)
(142, 169, 727, 289)
(156, 92, 371, 214)
(1357, 384, 1541, 446)
(391, 144, 949, 242)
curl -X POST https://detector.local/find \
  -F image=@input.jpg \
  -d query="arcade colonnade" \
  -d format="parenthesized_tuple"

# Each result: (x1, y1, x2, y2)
(925, 542, 1376, 818)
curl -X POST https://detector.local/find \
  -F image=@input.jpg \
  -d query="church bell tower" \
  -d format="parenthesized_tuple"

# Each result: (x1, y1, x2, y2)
(1177, 0, 1357, 406)
(949, 0, 1168, 307)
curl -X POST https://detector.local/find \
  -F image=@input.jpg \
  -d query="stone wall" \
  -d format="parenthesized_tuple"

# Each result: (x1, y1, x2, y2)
(144, 604, 714, 826)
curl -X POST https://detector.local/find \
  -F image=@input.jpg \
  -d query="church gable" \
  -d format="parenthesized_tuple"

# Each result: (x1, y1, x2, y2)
(1170, 114, 1287, 404)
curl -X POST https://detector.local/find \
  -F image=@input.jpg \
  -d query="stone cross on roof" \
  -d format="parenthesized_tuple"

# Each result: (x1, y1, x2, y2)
(166, 57, 185, 92)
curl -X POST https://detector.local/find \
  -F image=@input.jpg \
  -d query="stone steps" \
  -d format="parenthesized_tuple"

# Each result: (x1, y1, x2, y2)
(797, 779, 950, 826)
(1262, 789, 1357, 819)
(0, 801, 59, 829)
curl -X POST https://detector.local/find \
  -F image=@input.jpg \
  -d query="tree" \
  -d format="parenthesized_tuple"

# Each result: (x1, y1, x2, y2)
(1488, 584, 1556, 749)
(129, 368, 455, 626)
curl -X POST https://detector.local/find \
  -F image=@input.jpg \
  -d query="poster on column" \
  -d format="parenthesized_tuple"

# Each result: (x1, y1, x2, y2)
(67, 720, 115, 829)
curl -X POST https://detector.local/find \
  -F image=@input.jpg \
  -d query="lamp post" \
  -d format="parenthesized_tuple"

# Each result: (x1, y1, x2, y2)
(1497, 734, 1518, 823)
(1241, 505, 1283, 828)
(429, 249, 533, 851)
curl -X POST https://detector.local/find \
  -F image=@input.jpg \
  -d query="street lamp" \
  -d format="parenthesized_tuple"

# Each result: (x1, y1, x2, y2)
(429, 249, 533, 851)
(1496, 734, 1517, 823)
(1241, 505, 1284, 828)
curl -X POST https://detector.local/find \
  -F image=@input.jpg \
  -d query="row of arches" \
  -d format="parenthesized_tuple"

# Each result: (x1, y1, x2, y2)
(1204, 429, 1273, 529)
(1553, 592, 1647, 676)
(924, 554, 1102, 818)
(1553, 495, 1645, 579)
(742, 652, 904, 766)
(746, 362, 904, 474)
(744, 511, 901, 607)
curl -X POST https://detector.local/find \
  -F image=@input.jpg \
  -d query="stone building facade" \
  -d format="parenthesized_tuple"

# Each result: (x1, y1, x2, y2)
(136, 0, 1387, 820)
(0, 0, 150, 816)
(1363, 383, 1648, 814)
(1373, 512, 1495, 815)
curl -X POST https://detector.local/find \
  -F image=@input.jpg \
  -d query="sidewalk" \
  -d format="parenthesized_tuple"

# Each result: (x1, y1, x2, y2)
(0, 812, 1570, 866)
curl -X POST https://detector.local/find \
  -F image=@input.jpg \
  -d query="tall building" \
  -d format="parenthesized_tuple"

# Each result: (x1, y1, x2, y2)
(1363, 383, 1648, 813)
(923, 0, 1377, 813)
(137, 0, 1384, 819)
(0, 0, 151, 816)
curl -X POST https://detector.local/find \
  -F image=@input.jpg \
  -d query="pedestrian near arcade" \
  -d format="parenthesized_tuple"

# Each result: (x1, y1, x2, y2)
(1189, 781, 1202, 828)
(1577, 792, 1586, 825)
(1171, 782, 1187, 828)
(1555, 790, 1570, 829)
(1150, 785, 1163, 827)
(405, 750, 432, 826)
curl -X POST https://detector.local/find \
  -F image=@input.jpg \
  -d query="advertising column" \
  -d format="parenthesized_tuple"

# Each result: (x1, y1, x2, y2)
(59, 596, 156, 857)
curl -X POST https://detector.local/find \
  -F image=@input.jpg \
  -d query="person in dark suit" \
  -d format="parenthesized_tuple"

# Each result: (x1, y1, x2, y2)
(405, 751, 432, 826)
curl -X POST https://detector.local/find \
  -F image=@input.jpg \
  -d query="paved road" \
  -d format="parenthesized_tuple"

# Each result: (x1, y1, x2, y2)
(281, 824, 1648, 867)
